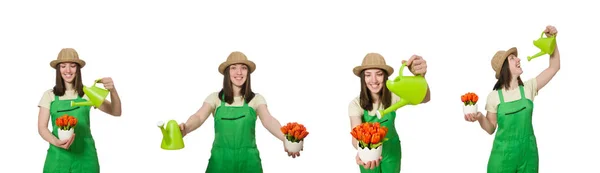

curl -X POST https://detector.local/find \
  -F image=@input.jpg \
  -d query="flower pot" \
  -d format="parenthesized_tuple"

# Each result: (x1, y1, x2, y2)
(463, 104, 478, 114)
(357, 144, 382, 162)
(58, 128, 74, 141)
(284, 140, 303, 152)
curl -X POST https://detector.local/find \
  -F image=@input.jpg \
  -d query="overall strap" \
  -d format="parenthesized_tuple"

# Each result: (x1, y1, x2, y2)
(497, 90, 505, 103)
(54, 95, 59, 101)
(518, 86, 526, 100)
(220, 94, 226, 107)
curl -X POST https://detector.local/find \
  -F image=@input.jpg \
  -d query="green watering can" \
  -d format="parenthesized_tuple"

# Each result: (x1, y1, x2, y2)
(527, 32, 557, 61)
(157, 120, 185, 150)
(71, 79, 109, 108)
(376, 62, 428, 119)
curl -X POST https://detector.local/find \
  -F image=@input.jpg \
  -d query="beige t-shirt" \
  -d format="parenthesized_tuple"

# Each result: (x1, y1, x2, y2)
(348, 94, 401, 117)
(204, 92, 267, 115)
(38, 89, 91, 109)
(485, 78, 538, 114)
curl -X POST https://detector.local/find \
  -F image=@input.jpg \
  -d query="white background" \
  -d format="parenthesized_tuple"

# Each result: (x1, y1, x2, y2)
(1, 0, 598, 172)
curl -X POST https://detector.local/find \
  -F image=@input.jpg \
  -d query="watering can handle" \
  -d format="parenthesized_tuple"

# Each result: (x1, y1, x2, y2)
(399, 62, 422, 77)
(93, 78, 102, 87)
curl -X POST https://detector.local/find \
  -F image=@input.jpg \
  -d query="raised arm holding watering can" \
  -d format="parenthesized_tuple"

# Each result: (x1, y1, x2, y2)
(177, 51, 303, 173)
(348, 53, 431, 173)
(37, 48, 122, 173)
(464, 25, 560, 173)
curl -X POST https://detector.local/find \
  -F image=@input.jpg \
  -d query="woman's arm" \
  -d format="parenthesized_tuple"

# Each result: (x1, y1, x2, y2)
(256, 104, 285, 142)
(181, 102, 214, 136)
(350, 116, 362, 149)
(475, 111, 498, 135)
(535, 45, 560, 91)
(98, 77, 122, 116)
(38, 107, 59, 145)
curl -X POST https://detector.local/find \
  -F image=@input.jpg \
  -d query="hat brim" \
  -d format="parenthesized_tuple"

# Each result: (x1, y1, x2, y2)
(50, 59, 86, 69)
(219, 60, 256, 74)
(353, 65, 394, 77)
(494, 47, 518, 79)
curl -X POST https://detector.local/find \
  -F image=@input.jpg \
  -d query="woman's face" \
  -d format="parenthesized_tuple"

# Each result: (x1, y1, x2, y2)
(507, 54, 523, 77)
(229, 63, 248, 88)
(59, 62, 77, 83)
(364, 69, 385, 94)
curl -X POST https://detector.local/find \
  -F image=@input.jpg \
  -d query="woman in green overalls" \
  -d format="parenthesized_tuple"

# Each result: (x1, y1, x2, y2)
(349, 53, 431, 173)
(464, 25, 560, 173)
(37, 48, 123, 173)
(178, 51, 303, 173)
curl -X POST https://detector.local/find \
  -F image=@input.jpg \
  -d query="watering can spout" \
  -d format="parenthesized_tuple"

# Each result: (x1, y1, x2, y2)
(71, 79, 109, 108)
(158, 120, 185, 150)
(157, 121, 169, 144)
(528, 32, 556, 61)
(377, 62, 428, 119)
(527, 51, 546, 61)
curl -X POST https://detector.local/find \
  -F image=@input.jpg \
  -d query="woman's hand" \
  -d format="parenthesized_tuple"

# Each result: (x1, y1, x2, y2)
(464, 112, 483, 122)
(53, 133, 76, 150)
(402, 55, 427, 76)
(98, 77, 116, 91)
(284, 142, 302, 158)
(356, 153, 382, 169)
(544, 25, 558, 37)
(179, 123, 187, 137)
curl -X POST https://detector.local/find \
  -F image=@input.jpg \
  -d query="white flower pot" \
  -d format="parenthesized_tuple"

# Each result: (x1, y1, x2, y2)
(463, 104, 478, 114)
(58, 128, 74, 141)
(357, 143, 382, 162)
(284, 140, 303, 152)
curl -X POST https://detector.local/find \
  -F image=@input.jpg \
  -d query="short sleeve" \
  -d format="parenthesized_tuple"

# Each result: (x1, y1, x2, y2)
(348, 97, 363, 117)
(485, 91, 499, 114)
(524, 78, 538, 101)
(204, 92, 219, 109)
(38, 90, 54, 109)
(249, 94, 267, 109)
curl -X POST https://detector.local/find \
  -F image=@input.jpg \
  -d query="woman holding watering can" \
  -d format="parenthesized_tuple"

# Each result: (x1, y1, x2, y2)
(38, 48, 123, 173)
(348, 53, 431, 173)
(179, 51, 303, 173)
(464, 25, 560, 173)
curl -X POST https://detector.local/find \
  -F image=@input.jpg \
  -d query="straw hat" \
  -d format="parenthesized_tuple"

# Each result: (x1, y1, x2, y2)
(353, 53, 394, 77)
(491, 47, 518, 79)
(218, 51, 256, 74)
(50, 48, 86, 69)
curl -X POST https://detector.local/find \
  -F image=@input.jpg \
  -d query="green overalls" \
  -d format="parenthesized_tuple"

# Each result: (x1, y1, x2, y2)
(359, 110, 402, 173)
(487, 86, 538, 173)
(43, 95, 100, 173)
(205, 96, 263, 173)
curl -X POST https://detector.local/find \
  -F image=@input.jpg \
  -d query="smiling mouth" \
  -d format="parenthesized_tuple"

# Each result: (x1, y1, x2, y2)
(63, 74, 73, 78)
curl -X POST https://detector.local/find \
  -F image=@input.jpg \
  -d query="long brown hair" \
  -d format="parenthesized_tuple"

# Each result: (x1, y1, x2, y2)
(359, 69, 392, 111)
(52, 63, 85, 97)
(493, 58, 523, 90)
(218, 65, 256, 104)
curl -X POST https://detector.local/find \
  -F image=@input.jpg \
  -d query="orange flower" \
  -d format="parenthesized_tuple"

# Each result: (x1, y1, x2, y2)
(351, 122, 388, 149)
(56, 114, 78, 130)
(281, 122, 309, 142)
(461, 92, 479, 105)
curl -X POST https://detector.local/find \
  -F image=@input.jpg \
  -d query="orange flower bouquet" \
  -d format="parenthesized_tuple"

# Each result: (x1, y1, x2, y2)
(56, 114, 78, 141)
(351, 122, 388, 162)
(461, 92, 479, 114)
(280, 122, 309, 152)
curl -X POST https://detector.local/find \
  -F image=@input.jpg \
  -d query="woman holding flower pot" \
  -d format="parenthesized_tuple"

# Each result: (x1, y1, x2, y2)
(349, 53, 431, 173)
(464, 25, 560, 173)
(179, 51, 302, 173)
(37, 48, 122, 173)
